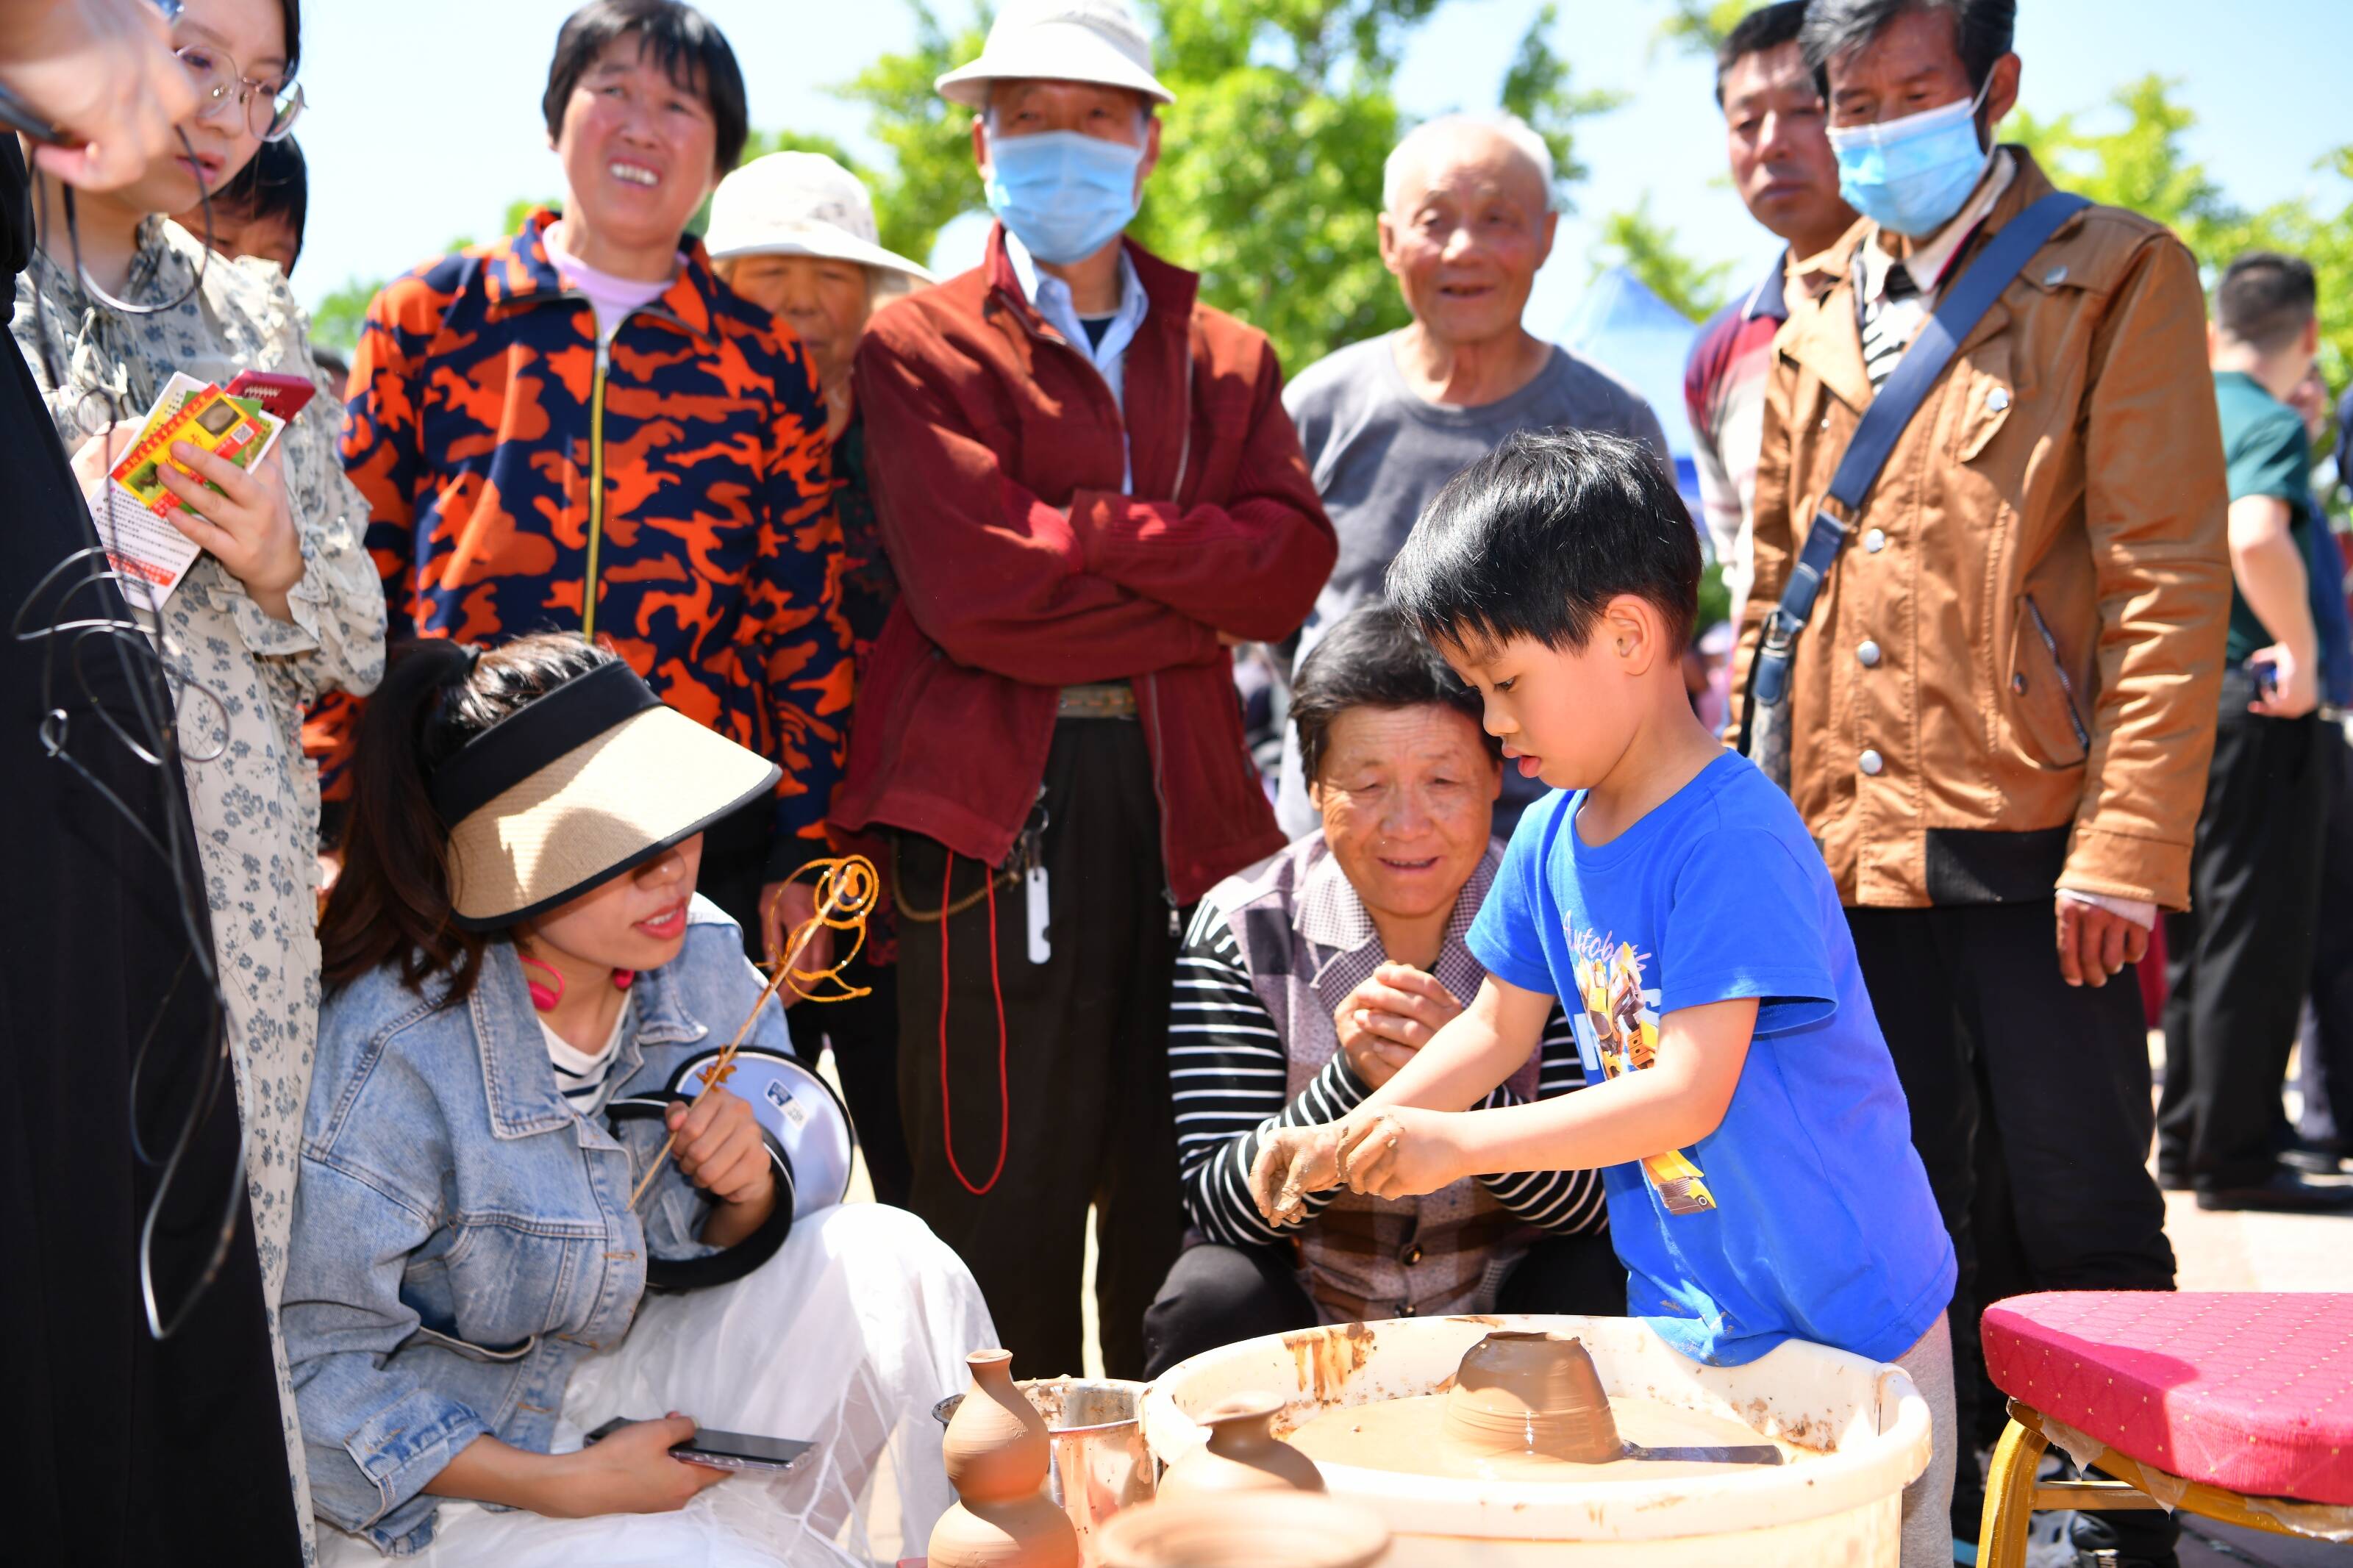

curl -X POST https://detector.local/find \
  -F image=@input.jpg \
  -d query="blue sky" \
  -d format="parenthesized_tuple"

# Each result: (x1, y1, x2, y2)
(296, 0, 2349, 340)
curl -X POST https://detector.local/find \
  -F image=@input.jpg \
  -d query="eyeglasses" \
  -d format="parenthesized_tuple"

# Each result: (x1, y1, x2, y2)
(176, 43, 304, 143)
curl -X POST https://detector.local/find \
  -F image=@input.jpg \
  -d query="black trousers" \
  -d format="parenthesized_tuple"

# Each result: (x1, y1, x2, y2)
(1846, 901, 2175, 1552)
(695, 799, 915, 1208)
(805, 952, 910, 1209)
(896, 719, 1184, 1379)
(694, 794, 776, 961)
(2299, 726, 2353, 1145)
(1140, 1234, 1629, 1379)
(2159, 700, 2331, 1189)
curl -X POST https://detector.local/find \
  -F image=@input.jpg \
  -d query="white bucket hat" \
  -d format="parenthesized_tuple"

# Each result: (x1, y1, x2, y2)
(935, 0, 1174, 110)
(704, 151, 936, 284)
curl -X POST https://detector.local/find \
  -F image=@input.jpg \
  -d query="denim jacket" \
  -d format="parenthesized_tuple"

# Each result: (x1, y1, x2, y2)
(283, 898, 787, 1554)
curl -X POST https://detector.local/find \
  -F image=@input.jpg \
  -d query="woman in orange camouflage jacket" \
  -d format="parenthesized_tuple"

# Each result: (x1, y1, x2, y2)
(315, 0, 851, 958)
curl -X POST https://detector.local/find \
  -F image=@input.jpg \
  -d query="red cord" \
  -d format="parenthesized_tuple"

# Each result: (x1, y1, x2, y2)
(938, 850, 1010, 1196)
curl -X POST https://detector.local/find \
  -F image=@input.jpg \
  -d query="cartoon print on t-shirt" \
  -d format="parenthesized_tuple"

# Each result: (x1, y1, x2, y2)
(1566, 920, 1717, 1216)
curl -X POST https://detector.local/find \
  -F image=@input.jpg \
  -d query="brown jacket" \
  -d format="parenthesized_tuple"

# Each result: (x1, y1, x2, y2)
(1732, 151, 2231, 911)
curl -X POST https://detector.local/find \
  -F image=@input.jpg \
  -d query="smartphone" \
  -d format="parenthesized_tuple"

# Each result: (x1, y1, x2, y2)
(2246, 654, 2279, 698)
(585, 1417, 816, 1475)
(224, 369, 318, 423)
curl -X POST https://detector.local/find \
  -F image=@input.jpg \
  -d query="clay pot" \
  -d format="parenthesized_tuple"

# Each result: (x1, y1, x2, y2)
(1442, 1330, 1623, 1463)
(930, 1348, 1081, 1568)
(1096, 1492, 1390, 1568)
(1157, 1392, 1324, 1500)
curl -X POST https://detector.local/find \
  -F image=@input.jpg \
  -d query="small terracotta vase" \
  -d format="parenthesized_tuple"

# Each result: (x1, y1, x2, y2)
(1096, 1492, 1390, 1568)
(929, 1348, 1081, 1568)
(1442, 1330, 1623, 1463)
(1157, 1392, 1324, 1500)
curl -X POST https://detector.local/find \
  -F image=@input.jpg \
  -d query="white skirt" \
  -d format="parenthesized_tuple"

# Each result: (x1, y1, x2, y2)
(321, 1203, 995, 1567)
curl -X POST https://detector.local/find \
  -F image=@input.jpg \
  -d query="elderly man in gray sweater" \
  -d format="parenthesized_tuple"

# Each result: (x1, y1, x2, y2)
(1275, 112, 1671, 837)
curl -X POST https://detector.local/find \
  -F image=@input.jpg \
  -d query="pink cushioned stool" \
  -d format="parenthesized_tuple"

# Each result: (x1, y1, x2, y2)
(1975, 1292, 2353, 1565)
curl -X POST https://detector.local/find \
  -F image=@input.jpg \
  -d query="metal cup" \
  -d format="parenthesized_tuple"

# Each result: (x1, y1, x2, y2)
(934, 1377, 1156, 1560)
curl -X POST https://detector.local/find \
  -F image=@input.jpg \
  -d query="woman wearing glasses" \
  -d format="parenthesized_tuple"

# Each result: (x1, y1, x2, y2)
(8, 0, 383, 1546)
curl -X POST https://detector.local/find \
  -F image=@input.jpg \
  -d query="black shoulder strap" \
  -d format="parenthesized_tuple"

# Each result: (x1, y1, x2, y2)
(1745, 192, 2090, 718)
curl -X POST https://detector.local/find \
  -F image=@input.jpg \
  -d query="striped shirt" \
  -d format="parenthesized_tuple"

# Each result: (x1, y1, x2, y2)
(1174, 905, 1607, 1250)
(540, 1003, 632, 1118)
(1854, 150, 2015, 391)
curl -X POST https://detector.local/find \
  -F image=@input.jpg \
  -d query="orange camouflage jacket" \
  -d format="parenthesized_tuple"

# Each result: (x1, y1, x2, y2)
(311, 210, 850, 872)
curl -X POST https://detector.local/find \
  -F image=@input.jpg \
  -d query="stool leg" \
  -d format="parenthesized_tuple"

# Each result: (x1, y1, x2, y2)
(1977, 1417, 2048, 1568)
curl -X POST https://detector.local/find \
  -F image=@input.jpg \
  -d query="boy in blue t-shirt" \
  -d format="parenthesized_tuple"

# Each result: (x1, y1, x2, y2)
(1252, 430, 1957, 1564)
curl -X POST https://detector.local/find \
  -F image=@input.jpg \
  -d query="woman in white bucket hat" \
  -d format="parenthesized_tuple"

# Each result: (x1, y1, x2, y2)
(706, 151, 933, 444)
(706, 151, 933, 1208)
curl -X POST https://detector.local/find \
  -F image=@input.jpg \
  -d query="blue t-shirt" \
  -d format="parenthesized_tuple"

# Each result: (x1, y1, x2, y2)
(1468, 753, 1955, 1367)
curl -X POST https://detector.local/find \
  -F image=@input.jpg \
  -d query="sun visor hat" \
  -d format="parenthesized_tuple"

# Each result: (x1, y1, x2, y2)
(432, 661, 781, 930)
(935, 0, 1174, 109)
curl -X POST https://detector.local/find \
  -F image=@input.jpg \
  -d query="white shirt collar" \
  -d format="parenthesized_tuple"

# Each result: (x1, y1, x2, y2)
(1004, 229, 1149, 360)
(1860, 147, 2017, 305)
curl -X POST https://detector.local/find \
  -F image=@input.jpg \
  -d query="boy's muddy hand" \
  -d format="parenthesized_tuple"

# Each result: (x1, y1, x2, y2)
(1249, 1123, 1346, 1226)
(1333, 1106, 1461, 1202)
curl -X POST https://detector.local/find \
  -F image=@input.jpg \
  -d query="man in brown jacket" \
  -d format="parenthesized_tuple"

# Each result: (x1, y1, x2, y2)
(834, 0, 1336, 1377)
(1735, 3, 2231, 1558)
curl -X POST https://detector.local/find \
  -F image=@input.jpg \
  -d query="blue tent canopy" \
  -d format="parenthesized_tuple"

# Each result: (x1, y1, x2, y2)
(1557, 265, 1704, 509)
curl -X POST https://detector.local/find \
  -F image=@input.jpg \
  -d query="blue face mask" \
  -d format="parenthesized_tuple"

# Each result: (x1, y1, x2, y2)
(983, 129, 1143, 265)
(1827, 81, 1993, 237)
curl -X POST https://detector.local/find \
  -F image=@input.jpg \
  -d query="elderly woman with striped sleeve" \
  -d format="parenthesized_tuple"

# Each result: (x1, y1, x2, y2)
(1142, 604, 1620, 1374)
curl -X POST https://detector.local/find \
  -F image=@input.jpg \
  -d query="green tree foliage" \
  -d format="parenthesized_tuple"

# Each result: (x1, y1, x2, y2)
(1656, 0, 1757, 57)
(308, 275, 380, 356)
(1593, 193, 1732, 321)
(1500, 4, 1627, 204)
(790, 0, 1613, 370)
(2015, 76, 2353, 386)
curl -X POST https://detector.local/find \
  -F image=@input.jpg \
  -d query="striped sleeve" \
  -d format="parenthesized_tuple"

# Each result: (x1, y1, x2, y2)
(1472, 1006, 1609, 1235)
(1171, 901, 1371, 1246)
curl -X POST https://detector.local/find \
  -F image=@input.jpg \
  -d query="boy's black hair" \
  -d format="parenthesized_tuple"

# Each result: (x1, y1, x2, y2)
(2215, 251, 2318, 354)
(216, 136, 307, 271)
(543, 0, 749, 173)
(1385, 429, 1702, 657)
(1290, 602, 1502, 785)
(1714, 1, 1812, 106)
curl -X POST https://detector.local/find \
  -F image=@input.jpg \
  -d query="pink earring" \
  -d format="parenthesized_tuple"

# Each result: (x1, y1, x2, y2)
(519, 953, 565, 1012)
(613, 970, 636, 992)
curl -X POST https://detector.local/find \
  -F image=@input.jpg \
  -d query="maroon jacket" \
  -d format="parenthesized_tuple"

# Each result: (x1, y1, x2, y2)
(833, 228, 1335, 903)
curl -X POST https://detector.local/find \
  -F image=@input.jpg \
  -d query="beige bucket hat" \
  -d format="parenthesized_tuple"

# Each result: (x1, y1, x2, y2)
(704, 151, 936, 284)
(935, 0, 1174, 110)
(432, 659, 780, 928)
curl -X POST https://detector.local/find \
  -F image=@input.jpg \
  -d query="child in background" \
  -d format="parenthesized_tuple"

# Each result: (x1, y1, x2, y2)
(1252, 429, 1957, 1567)
(179, 133, 307, 277)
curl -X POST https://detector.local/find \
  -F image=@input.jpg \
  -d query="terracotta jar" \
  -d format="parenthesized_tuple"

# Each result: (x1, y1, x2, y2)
(1096, 1493, 1390, 1567)
(1157, 1392, 1324, 1500)
(1443, 1330, 1623, 1463)
(929, 1348, 1081, 1568)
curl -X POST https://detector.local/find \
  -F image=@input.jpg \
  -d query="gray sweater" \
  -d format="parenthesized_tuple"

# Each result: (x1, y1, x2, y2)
(1275, 334, 1672, 837)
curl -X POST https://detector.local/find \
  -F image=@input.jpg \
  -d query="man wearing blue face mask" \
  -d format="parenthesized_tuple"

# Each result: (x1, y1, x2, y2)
(833, 0, 1337, 1378)
(1730, 3, 2232, 1562)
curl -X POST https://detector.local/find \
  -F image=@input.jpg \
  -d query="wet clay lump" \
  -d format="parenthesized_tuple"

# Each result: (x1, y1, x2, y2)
(1445, 1331, 1621, 1461)
(1283, 1333, 1799, 1483)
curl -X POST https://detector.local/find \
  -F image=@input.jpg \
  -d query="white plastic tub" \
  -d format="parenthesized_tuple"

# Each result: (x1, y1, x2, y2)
(1143, 1314, 1930, 1567)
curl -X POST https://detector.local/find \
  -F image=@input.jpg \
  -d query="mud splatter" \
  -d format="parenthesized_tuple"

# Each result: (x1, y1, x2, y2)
(1284, 1321, 1380, 1403)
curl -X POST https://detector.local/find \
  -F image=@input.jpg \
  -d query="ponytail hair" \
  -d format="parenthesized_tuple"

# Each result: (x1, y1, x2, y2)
(320, 633, 618, 1001)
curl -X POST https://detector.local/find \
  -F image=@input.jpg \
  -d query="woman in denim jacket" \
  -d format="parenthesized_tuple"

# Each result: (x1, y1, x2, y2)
(285, 634, 993, 1566)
